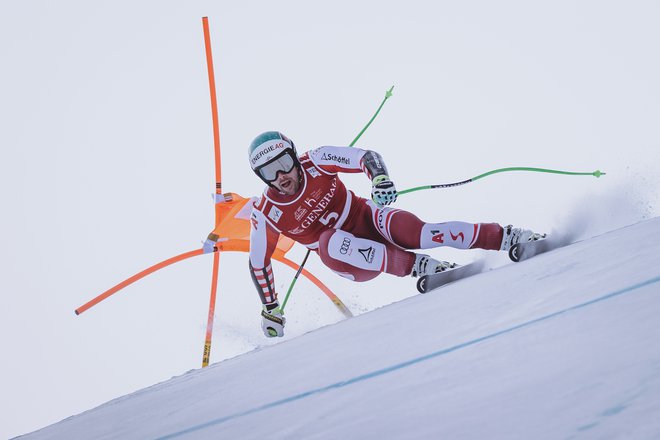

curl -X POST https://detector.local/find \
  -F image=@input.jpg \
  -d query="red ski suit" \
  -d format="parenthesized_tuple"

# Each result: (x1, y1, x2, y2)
(249, 146, 502, 304)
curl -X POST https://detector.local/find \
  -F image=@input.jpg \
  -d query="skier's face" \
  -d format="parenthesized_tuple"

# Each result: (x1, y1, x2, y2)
(272, 165, 301, 195)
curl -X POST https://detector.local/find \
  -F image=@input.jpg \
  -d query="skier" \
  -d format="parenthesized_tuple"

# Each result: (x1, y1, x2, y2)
(203, 131, 542, 337)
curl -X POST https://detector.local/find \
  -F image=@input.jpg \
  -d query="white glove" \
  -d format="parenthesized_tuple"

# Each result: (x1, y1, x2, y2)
(202, 237, 217, 254)
(261, 302, 285, 337)
(371, 175, 398, 207)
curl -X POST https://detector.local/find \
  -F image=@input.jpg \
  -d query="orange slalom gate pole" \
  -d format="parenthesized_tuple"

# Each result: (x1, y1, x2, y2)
(203, 16, 222, 196)
(202, 251, 220, 367)
(75, 249, 204, 315)
(202, 16, 222, 367)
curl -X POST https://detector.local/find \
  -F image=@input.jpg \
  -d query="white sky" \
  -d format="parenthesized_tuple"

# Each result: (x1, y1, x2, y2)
(1, 1, 659, 438)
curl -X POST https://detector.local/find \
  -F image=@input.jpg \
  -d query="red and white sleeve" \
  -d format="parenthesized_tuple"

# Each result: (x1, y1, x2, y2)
(308, 146, 367, 174)
(308, 146, 389, 180)
(249, 204, 281, 304)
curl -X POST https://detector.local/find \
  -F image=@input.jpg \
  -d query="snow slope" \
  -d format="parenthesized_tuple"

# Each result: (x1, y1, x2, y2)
(17, 218, 660, 439)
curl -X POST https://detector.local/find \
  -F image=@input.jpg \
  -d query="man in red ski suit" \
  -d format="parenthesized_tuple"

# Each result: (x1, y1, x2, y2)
(203, 131, 535, 337)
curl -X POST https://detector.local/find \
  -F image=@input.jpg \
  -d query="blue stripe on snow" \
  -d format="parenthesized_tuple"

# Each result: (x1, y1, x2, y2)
(157, 275, 660, 440)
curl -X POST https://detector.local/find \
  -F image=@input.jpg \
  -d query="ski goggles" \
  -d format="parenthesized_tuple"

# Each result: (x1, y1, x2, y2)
(256, 150, 297, 182)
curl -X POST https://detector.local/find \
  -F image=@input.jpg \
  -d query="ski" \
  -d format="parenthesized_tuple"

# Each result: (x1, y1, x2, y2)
(509, 237, 553, 262)
(416, 260, 485, 293)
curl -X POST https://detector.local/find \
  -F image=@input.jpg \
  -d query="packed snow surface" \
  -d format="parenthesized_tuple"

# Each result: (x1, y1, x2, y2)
(18, 218, 660, 439)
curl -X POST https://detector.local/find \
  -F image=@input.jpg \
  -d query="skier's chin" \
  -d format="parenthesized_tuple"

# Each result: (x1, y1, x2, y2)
(276, 179, 299, 195)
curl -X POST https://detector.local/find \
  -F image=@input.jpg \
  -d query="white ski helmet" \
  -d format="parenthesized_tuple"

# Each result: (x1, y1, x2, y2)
(248, 131, 300, 185)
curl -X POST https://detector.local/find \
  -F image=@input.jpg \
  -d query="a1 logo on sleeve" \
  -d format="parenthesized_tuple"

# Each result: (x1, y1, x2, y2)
(268, 205, 283, 223)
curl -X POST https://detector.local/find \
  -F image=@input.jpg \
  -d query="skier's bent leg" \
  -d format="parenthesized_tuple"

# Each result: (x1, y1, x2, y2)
(368, 201, 503, 250)
(318, 229, 416, 281)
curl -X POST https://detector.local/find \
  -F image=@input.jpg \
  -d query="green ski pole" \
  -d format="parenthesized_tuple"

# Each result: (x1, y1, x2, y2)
(398, 167, 605, 196)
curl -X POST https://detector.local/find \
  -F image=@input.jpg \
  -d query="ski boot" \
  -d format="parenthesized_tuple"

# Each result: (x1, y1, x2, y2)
(411, 254, 457, 278)
(500, 225, 546, 252)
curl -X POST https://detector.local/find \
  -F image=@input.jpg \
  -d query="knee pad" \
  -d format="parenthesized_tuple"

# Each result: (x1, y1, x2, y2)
(318, 230, 385, 282)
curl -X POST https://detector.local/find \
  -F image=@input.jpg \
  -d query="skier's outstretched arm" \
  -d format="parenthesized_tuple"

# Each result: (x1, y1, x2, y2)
(249, 205, 286, 337)
(308, 146, 397, 206)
